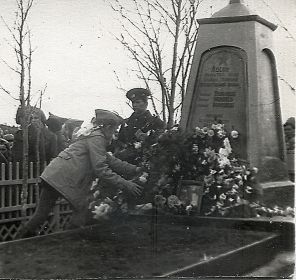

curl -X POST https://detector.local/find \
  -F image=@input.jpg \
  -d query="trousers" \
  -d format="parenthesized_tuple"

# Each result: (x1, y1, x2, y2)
(21, 180, 62, 236)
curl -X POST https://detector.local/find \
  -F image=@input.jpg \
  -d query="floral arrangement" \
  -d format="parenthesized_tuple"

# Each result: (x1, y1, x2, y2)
(89, 122, 294, 220)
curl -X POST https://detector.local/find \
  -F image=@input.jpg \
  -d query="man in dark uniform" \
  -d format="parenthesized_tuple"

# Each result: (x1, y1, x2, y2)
(114, 88, 165, 164)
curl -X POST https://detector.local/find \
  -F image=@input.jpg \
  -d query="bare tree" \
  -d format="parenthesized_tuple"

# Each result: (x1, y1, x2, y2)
(112, 0, 203, 127)
(0, 0, 45, 222)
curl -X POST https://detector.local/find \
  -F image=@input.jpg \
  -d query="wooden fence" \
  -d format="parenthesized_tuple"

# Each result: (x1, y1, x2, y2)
(0, 162, 72, 242)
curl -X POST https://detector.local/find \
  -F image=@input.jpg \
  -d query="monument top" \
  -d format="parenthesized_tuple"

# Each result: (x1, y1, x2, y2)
(212, 0, 252, 18)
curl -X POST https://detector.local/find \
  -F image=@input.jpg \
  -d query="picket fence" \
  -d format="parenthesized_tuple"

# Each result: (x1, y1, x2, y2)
(0, 162, 72, 242)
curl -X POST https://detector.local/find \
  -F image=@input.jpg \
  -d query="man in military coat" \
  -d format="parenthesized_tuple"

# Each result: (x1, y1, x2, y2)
(114, 88, 165, 164)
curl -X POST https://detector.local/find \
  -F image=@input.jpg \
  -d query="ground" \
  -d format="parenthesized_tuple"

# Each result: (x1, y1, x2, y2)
(0, 217, 273, 278)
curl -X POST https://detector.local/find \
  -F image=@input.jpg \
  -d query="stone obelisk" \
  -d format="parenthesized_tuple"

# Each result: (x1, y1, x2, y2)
(180, 0, 293, 205)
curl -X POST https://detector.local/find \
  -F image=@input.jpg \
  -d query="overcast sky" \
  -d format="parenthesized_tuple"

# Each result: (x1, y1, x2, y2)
(0, 0, 295, 125)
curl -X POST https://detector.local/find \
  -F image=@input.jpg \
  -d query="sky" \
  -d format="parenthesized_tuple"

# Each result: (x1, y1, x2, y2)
(0, 0, 295, 125)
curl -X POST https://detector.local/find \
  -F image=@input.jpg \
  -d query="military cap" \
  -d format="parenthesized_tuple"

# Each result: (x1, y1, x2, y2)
(95, 109, 124, 126)
(126, 88, 151, 102)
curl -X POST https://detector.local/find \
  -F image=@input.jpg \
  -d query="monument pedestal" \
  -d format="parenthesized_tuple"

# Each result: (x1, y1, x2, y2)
(261, 181, 294, 208)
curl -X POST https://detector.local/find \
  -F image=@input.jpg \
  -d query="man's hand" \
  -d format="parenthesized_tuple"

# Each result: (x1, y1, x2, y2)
(126, 181, 143, 196)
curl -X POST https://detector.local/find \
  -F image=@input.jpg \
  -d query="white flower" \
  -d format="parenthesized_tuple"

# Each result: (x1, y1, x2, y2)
(223, 138, 232, 154)
(171, 126, 179, 131)
(167, 195, 181, 208)
(219, 148, 229, 157)
(252, 167, 259, 174)
(217, 130, 226, 138)
(207, 129, 215, 137)
(92, 203, 112, 220)
(211, 124, 218, 129)
(139, 175, 147, 183)
(216, 124, 224, 130)
(186, 205, 193, 215)
(231, 130, 239, 139)
(219, 193, 227, 200)
(202, 127, 208, 134)
(134, 142, 142, 149)
(245, 186, 253, 194)
(218, 155, 230, 168)
(93, 190, 100, 198)
(233, 184, 239, 190)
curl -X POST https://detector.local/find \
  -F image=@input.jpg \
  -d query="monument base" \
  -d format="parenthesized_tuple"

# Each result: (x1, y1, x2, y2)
(260, 180, 295, 208)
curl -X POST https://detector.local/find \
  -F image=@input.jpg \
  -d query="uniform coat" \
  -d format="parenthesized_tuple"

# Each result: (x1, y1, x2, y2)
(41, 129, 137, 210)
(118, 110, 164, 145)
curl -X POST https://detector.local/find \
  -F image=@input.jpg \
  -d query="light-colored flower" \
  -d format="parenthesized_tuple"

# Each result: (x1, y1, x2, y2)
(186, 205, 193, 215)
(216, 124, 224, 130)
(93, 190, 100, 198)
(202, 127, 208, 134)
(219, 148, 229, 157)
(232, 184, 239, 190)
(204, 148, 217, 162)
(219, 193, 227, 200)
(211, 124, 218, 129)
(92, 203, 112, 220)
(217, 130, 226, 138)
(252, 167, 259, 174)
(207, 129, 215, 137)
(134, 142, 142, 149)
(139, 175, 147, 183)
(218, 156, 230, 168)
(167, 195, 181, 208)
(235, 175, 242, 180)
(231, 130, 239, 139)
(223, 138, 232, 154)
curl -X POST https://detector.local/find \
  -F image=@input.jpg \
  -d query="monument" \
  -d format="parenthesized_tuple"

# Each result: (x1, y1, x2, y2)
(180, 0, 294, 205)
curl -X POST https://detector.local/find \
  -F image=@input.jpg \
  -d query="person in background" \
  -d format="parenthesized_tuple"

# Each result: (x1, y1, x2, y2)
(17, 109, 143, 238)
(46, 115, 67, 153)
(3, 134, 14, 150)
(0, 138, 10, 164)
(13, 106, 58, 165)
(114, 88, 165, 164)
(61, 119, 83, 147)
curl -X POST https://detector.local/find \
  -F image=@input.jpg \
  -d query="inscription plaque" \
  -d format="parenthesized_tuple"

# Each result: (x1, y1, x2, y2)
(187, 47, 247, 159)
